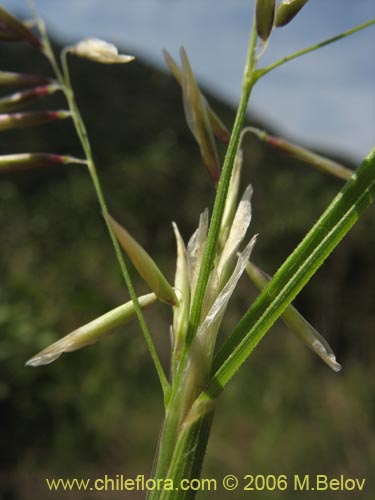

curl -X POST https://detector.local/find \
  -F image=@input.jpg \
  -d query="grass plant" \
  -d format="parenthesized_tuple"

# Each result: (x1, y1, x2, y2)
(1, 1, 374, 498)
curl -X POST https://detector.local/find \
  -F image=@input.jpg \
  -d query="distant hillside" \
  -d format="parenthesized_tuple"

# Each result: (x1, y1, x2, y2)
(0, 37, 373, 499)
(0, 35, 372, 376)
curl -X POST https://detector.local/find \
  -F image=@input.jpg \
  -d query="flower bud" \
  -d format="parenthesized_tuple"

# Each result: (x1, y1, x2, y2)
(0, 153, 85, 173)
(71, 38, 135, 64)
(0, 6, 42, 48)
(0, 83, 61, 113)
(0, 110, 71, 131)
(275, 0, 309, 27)
(107, 214, 178, 306)
(256, 0, 275, 42)
(245, 261, 341, 372)
(0, 71, 51, 87)
(26, 293, 157, 366)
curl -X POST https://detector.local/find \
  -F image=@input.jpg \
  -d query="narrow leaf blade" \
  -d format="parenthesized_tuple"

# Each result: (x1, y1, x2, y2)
(204, 147, 375, 400)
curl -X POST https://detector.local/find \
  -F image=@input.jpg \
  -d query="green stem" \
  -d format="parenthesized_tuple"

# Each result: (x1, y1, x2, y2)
(185, 15, 259, 349)
(35, 15, 170, 400)
(258, 19, 375, 78)
(148, 18, 260, 499)
(200, 146, 375, 403)
(159, 410, 214, 500)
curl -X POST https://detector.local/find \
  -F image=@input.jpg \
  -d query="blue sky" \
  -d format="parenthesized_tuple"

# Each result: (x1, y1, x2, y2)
(3, 0, 375, 161)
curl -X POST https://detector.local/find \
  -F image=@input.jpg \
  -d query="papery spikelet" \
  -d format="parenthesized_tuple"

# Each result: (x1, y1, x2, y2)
(245, 261, 341, 372)
(187, 209, 209, 298)
(108, 214, 178, 306)
(179, 47, 221, 184)
(196, 236, 257, 360)
(207, 102, 231, 143)
(251, 127, 353, 180)
(0, 84, 61, 113)
(163, 49, 182, 85)
(172, 223, 190, 353)
(266, 134, 353, 180)
(0, 71, 51, 87)
(0, 110, 71, 131)
(0, 6, 42, 48)
(219, 149, 244, 248)
(0, 153, 86, 173)
(71, 38, 135, 64)
(275, 0, 309, 27)
(218, 185, 253, 283)
(256, 0, 276, 41)
(26, 293, 157, 366)
(163, 49, 230, 144)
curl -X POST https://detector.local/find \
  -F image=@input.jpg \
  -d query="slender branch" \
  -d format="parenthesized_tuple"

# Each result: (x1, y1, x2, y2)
(32, 7, 170, 400)
(258, 19, 375, 78)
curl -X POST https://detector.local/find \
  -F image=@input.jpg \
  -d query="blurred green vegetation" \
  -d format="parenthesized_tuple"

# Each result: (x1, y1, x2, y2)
(0, 38, 374, 500)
